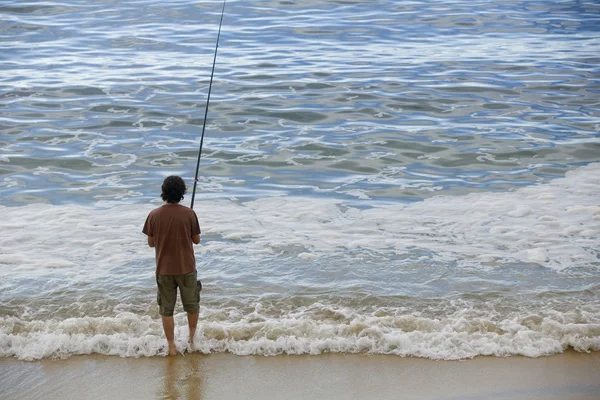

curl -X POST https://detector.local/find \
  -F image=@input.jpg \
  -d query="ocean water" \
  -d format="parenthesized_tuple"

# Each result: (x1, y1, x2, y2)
(1, 0, 599, 360)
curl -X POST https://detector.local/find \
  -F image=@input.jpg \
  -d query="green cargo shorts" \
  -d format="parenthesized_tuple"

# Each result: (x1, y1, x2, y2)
(156, 271, 200, 316)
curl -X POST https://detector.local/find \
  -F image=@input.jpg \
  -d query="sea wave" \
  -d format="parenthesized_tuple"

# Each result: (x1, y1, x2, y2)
(2, 305, 599, 361)
(1, 163, 599, 276)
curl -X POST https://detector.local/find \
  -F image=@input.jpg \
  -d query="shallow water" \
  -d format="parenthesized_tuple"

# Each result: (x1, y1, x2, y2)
(1, 0, 599, 360)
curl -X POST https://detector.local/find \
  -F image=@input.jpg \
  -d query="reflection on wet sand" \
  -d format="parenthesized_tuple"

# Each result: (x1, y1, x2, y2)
(2, 352, 599, 400)
(161, 354, 204, 400)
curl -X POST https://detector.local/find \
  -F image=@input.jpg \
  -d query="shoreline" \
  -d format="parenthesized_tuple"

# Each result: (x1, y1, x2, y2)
(1, 351, 599, 400)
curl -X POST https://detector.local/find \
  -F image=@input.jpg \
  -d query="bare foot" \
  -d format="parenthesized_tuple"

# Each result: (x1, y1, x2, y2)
(168, 343, 177, 356)
(188, 329, 196, 349)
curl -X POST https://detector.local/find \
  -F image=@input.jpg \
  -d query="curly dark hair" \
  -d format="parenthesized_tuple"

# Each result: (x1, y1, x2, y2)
(161, 175, 187, 203)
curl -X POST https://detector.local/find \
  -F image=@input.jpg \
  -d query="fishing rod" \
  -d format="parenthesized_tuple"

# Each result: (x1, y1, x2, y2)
(190, 0, 227, 209)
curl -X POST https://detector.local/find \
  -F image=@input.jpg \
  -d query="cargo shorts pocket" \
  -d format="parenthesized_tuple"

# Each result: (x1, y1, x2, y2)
(180, 271, 199, 313)
(183, 271, 196, 288)
(156, 276, 162, 306)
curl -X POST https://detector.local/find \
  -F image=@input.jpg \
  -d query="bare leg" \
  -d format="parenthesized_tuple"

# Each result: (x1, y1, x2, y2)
(187, 312, 199, 344)
(161, 316, 177, 356)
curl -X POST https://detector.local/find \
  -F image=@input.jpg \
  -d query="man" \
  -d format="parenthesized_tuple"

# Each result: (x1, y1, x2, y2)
(143, 175, 201, 356)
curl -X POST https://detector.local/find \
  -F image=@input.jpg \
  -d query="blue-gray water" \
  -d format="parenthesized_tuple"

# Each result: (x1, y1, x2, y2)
(0, 0, 599, 360)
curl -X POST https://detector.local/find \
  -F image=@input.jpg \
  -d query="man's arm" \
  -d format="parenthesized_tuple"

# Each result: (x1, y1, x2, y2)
(148, 236, 155, 247)
(192, 234, 200, 245)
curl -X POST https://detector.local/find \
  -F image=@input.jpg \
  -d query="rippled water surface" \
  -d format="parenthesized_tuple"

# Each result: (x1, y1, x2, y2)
(2, 0, 599, 203)
(1, 0, 599, 360)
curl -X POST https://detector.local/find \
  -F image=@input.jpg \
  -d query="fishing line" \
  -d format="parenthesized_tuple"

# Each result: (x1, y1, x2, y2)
(190, 0, 227, 209)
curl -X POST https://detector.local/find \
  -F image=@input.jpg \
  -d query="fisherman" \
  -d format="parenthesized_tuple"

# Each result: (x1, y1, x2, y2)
(143, 176, 201, 356)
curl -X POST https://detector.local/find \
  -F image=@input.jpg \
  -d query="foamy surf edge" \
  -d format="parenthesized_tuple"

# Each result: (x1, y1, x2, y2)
(1, 163, 599, 272)
(2, 307, 599, 361)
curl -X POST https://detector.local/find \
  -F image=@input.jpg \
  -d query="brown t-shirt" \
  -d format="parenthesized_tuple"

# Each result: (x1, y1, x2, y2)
(142, 203, 201, 276)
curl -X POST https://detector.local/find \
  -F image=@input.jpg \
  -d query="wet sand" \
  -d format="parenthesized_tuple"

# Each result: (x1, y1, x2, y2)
(1, 351, 599, 400)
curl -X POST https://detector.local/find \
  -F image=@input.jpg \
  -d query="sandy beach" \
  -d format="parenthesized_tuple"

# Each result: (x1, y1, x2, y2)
(1, 351, 599, 400)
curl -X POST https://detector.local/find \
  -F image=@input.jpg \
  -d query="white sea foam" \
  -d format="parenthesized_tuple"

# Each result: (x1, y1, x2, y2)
(1, 163, 597, 274)
(1, 164, 599, 361)
(1, 306, 599, 361)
